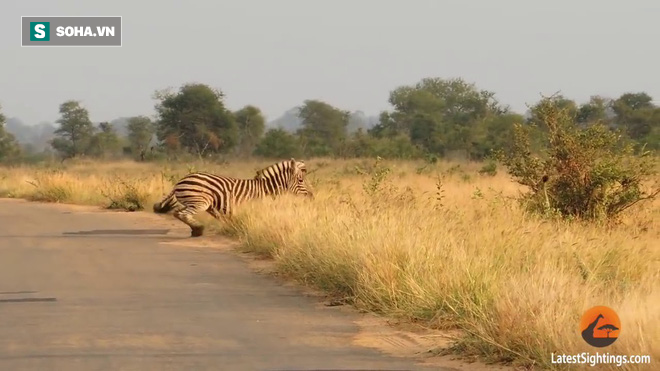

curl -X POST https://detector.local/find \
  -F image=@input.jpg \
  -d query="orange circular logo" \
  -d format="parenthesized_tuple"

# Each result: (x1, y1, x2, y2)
(580, 305, 621, 347)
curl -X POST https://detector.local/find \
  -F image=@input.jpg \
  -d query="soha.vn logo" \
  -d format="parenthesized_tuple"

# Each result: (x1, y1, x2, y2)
(29, 22, 50, 41)
(580, 305, 621, 348)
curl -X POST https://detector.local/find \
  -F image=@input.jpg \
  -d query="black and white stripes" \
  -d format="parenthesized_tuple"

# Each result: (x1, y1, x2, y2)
(153, 158, 313, 237)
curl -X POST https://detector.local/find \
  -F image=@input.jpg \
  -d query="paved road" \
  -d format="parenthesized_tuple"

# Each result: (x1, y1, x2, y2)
(0, 199, 450, 371)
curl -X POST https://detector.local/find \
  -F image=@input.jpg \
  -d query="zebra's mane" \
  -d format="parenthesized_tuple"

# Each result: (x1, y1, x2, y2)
(255, 158, 304, 180)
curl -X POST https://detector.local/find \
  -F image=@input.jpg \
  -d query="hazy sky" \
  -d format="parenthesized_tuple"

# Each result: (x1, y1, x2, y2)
(2, 0, 660, 125)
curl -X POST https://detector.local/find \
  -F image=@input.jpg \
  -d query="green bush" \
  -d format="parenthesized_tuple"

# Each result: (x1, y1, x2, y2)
(496, 96, 659, 221)
(478, 161, 497, 176)
(339, 130, 425, 160)
(254, 128, 302, 158)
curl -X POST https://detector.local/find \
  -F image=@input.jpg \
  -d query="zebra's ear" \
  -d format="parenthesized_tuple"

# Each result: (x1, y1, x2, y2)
(290, 158, 296, 167)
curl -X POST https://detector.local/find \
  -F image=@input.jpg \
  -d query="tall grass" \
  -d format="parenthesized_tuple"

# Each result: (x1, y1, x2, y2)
(0, 157, 657, 370)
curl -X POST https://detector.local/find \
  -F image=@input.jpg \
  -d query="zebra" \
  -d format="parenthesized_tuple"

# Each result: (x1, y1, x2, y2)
(153, 158, 313, 237)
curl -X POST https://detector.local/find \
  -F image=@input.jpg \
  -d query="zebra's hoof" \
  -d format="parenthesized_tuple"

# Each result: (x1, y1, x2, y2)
(191, 226, 205, 237)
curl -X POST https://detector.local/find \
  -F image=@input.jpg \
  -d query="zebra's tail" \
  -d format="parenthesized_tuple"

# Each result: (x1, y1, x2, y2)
(153, 188, 178, 214)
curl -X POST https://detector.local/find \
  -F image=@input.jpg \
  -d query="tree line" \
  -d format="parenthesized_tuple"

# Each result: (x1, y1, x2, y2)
(0, 77, 658, 163)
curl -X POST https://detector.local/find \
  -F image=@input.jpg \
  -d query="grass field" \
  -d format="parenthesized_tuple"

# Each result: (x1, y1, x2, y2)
(0, 157, 658, 370)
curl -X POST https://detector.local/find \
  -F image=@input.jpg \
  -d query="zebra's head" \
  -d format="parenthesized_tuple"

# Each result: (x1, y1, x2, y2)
(289, 158, 314, 198)
(256, 158, 314, 199)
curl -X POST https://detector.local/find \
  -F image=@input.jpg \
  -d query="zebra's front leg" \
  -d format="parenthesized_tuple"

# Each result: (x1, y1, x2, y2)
(206, 208, 222, 220)
(220, 208, 234, 224)
(207, 207, 233, 228)
(218, 201, 234, 221)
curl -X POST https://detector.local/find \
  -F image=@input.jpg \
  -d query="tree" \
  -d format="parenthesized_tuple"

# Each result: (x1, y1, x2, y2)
(254, 128, 302, 158)
(613, 92, 653, 111)
(89, 122, 122, 159)
(576, 96, 612, 125)
(49, 100, 95, 159)
(0, 104, 21, 163)
(154, 83, 238, 158)
(597, 324, 619, 338)
(375, 77, 508, 158)
(496, 96, 659, 221)
(297, 100, 350, 157)
(368, 111, 404, 139)
(610, 92, 660, 146)
(528, 95, 578, 127)
(471, 112, 526, 159)
(233, 105, 265, 157)
(126, 116, 155, 159)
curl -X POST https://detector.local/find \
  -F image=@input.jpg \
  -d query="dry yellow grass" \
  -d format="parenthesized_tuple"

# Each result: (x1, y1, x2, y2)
(0, 157, 658, 370)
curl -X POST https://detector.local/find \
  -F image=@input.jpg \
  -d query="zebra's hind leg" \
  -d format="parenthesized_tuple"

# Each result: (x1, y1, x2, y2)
(173, 202, 208, 237)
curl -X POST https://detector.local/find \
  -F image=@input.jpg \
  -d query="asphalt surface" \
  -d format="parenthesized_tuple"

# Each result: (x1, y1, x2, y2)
(0, 199, 450, 371)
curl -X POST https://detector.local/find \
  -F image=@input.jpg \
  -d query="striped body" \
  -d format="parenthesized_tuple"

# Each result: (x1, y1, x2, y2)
(153, 158, 313, 237)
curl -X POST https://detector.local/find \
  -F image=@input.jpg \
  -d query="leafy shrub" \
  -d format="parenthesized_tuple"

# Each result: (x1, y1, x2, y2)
(478, 161, 497, 176)
(496, 96, 659, 221)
